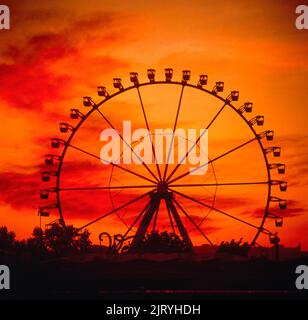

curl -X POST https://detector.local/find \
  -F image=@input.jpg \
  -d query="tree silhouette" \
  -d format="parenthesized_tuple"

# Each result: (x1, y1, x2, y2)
(0, 223, 92, 257)
(44, 222, 92, 255)
(75, 229, 92, 253)
(131, 231, 189, 253)
(217, 238, 250, 257)
(0, 226, 16, 250)
(26, 227, 47, 257)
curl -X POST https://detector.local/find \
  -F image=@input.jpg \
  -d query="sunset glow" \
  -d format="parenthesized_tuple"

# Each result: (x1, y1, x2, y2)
(1, 0, 307, 249)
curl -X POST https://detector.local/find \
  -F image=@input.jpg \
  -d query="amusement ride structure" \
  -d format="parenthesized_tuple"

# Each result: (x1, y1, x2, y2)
(39, 69, 287, 253)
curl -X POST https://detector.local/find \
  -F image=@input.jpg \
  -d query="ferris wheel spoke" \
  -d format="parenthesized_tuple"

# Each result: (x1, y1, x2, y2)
(95, 108, 160, 183)
(115, 200, 152, 251)
(170, 181, 269, 188)
(170, 188, 271, 235)
(166, 102, 227, 183)
(163, 85, 185, 181)
(172, 196, 214, 246)
(77, 190, 153, 230)
(69, 144, 157, 184)
(168, 137, 257, 185)
(59, 185, 156, 191)
(137, 87, 162, 181)
(107, 171, 130, 229)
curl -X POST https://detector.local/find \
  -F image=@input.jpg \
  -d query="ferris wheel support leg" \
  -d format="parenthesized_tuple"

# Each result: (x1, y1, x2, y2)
(152, 201, 161, 232)
(165, 198, 176, 235)
(115, 200, 151, 252)
(128, 196, 160, 252)
(166, 198, 194, 252)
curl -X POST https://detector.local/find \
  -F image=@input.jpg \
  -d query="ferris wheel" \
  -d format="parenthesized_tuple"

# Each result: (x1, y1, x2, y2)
(39, 68, 287, 253)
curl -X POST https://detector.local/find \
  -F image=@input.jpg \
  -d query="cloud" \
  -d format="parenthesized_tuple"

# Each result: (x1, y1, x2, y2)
(249, 199, 305, 219)
(0, 160, 153, 224)
(0, 9, 131, 111)
(0, 170, 40, 209)
(0, 33, 73, 110)
(0, 160, 108, 209)
(174, 191, 250, 212)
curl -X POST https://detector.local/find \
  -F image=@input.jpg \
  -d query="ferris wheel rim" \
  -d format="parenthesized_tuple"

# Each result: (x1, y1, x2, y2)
(40, 75, 284, 249)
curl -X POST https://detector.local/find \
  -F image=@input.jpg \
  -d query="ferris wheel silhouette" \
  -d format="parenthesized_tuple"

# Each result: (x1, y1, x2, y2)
(39, 68, 287, 253)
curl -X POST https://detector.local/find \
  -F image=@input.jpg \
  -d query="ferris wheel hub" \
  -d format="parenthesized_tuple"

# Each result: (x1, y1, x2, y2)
(157, 181, 169, 194)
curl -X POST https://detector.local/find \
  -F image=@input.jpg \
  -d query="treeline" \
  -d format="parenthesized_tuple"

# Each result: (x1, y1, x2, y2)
(216, 238, 250, 257)
(0, 222, 91, 259)
(1, 222, 252, 259)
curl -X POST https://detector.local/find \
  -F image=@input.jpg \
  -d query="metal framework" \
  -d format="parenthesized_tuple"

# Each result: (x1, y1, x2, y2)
(39, 69, 287, 253)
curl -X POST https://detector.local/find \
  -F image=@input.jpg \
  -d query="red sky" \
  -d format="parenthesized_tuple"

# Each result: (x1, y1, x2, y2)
(0, 0, 308, 248)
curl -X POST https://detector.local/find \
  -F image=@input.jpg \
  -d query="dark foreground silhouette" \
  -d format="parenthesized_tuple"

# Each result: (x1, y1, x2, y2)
(1, 224, 308, 299)
(1, 253, 308, 300)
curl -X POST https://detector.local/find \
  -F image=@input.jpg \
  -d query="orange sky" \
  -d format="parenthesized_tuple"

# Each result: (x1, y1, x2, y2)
(0, 0, 308, 249)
